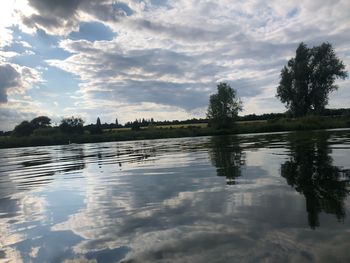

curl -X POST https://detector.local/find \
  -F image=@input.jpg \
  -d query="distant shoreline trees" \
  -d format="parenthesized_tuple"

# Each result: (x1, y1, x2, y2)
(207, 82, 243, 129)
(13, 116, 52, 136)
(30, 116, 51, 129)
(59, 117, 84, 134)
(13, 121, 35, 136)
(277, 42, 347, 117)
(87, 117, 102, 134)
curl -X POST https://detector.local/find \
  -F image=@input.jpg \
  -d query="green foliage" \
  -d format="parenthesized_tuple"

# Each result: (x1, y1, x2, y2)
(12, 116, 52, 137)
(13, 121, 35, 136)
(1, 115, 350, 149)
(96, 117, 101, 127)
(59, 116, 84, 134)
(207, 82, 243, 129)
(277, 42, 347, 116)
(32, 127, 59, 136)
(131, 120, 141, 131)
(91, 117, 102, 134)
(30, 116, 51, 129)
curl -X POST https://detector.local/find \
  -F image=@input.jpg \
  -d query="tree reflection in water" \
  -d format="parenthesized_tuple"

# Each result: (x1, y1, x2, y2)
(208, 136, 245, 185)
(281, 132, 350, 229)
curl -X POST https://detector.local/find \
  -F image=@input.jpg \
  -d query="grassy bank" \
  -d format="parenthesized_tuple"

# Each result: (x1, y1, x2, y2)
(1, 115, 349, 149)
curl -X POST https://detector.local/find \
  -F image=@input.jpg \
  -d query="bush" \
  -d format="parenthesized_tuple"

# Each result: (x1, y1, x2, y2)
(33, 127, 59, 136)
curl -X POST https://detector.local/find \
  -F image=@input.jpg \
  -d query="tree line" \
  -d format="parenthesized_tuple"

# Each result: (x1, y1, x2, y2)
(7, 115, 212, 137)
(2, 42, 348, 136)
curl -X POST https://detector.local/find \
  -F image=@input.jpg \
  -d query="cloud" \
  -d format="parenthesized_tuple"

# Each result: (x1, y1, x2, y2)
(0, 107, 34, 131)
(0, 63, 45, 130)
(47, 35, 278, 113)
(18, 0, 134, 35)
(0, 99, 49, 131)
(0, 63, 42, 104)
(0, 64, 21, 103)
(0, 27, 14, 48)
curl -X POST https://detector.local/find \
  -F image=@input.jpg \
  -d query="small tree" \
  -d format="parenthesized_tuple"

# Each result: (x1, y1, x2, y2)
(207, 82, 243, 129)
(59, 116, 84, 134)
(277, 42, 347, 116)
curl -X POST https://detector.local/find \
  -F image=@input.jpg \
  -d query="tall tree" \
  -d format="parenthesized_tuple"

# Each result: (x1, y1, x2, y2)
(96, 117, 101, 127)
(277, 42, 347, 116)
(207, 82, 243, 129)
(94, 117, 102, 134)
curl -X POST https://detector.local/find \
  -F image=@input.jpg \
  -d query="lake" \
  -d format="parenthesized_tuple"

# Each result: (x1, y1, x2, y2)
(1, 129, 350, 262)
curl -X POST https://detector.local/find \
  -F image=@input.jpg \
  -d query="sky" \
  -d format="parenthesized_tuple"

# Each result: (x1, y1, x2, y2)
(0, 0, 349, 131)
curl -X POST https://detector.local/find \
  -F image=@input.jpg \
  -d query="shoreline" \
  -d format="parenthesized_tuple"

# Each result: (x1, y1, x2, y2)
(1, 116, 349, 149)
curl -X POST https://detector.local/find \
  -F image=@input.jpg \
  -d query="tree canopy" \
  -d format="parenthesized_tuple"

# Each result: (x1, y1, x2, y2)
(277, 42, 347, 116)
(59, 116, 84, 134)
(30, 116, 51, 129)
(207, 82, 243, 129)
(13, 121, 35, 136)
(13, 116, 51, 136)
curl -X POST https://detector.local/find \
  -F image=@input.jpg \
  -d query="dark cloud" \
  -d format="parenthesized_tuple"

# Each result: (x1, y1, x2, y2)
(0, 64, 21, 103)
(29, 0, 81, 17)
(20, 0, 134, 35)
(21, 0, 82, 34)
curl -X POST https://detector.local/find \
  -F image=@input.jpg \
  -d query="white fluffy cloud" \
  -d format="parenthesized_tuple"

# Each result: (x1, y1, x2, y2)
(47, 0, 350, 116)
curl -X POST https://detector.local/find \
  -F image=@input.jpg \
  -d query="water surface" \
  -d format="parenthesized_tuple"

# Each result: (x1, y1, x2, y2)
(1, 129, 350, 262)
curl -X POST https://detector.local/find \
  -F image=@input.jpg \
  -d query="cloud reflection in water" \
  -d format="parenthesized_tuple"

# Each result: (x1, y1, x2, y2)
(0, 131, 350, 262)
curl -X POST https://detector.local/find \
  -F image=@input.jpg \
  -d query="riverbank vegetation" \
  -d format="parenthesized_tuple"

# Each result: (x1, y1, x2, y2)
(1, 42, 348, 149)
(1, 114, 349, 149)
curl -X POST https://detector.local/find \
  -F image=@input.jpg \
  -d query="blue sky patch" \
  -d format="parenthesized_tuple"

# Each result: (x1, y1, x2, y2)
(287, 7, 299, 18)
(113, 2, 134, 16)
(69, 22, 115, 42)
